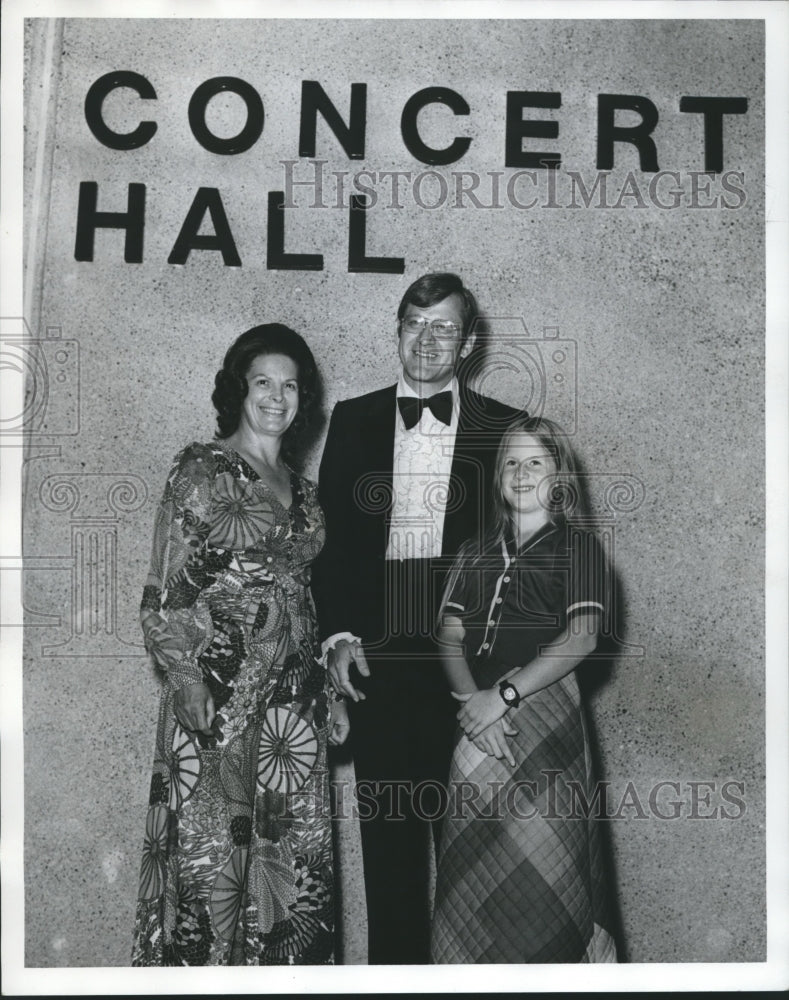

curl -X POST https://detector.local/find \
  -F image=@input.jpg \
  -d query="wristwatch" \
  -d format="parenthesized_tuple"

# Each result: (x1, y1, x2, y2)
(498, 681, 521, 708)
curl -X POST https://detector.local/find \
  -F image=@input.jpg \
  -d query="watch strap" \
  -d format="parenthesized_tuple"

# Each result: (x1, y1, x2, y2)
(498, 680, 521, 708)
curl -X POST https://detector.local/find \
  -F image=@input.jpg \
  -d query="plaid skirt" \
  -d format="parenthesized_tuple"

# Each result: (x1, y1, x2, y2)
(431, 671, 618, 964)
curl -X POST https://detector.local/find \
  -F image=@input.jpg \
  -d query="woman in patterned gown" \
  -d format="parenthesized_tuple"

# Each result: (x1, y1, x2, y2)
(431, 416, 618, 964)
(131, 324, 348, 966)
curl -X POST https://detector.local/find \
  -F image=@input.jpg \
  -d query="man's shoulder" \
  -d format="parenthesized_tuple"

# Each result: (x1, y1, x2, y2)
(460, 387, 522, 422)
(331, 384, 396, 415)
(469, 390, 520, 415)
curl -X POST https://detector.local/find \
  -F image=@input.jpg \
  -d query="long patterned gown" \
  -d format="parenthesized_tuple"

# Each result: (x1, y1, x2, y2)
(131, 441, 333, 966)
(431, 523, 618, 964)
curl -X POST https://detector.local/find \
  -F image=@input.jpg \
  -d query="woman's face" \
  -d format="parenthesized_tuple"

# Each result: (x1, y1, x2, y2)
(499, 431, 558, 516)
(240, 353, 299, 439)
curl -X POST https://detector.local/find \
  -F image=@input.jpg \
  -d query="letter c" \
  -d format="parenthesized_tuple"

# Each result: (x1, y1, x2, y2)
(400, 87, 471, 166)
(84, 71, 158, 150)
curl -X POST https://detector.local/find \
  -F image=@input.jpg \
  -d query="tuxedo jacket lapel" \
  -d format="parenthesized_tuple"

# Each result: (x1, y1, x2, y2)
(444, 388, 514, 555)
(357, 385, 397, 540)
(361, 384, 397, 480)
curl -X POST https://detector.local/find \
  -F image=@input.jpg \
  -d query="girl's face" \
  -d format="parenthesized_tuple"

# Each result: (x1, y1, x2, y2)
(499, 432, 558, 516)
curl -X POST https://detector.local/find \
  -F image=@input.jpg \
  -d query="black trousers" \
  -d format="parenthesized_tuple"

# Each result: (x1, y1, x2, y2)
(348, 656, 457, 965)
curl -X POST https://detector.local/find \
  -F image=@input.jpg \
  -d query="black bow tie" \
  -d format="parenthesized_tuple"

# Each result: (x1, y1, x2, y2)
(397, 391, 453, 429)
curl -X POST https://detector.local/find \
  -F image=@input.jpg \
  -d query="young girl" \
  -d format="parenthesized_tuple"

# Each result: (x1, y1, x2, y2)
(430, 416, 618, 964)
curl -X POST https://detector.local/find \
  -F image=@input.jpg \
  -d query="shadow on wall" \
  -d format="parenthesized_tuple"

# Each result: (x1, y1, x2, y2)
(578, 552, 630, 962)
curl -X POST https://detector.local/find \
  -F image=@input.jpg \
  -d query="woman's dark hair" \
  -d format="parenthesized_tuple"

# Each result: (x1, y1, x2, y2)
(212, 324, 319, 452)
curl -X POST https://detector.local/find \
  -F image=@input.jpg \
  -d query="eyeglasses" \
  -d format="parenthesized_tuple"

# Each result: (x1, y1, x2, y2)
(399, 317, 463, 340)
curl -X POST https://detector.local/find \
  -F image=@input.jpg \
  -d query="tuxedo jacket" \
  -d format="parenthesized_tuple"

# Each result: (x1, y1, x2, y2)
(311, 383, 520, 655)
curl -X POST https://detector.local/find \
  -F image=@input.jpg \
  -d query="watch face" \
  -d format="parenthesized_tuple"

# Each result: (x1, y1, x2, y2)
(501, 683, 517, 704)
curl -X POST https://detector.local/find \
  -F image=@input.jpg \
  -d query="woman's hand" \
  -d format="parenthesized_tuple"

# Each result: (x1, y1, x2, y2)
(328, 639, 369, 702)
(453, 688, 510, 741)
(173, 681, 215, 735)
(141, 608, 182, 672)
(471, 717, 518, 766)
(328, 697, 350, 746)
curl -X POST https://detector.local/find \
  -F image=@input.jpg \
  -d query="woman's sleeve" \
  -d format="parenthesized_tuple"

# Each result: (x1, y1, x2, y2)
(566, 528, 608, 622)
(140, 444, 214, 689)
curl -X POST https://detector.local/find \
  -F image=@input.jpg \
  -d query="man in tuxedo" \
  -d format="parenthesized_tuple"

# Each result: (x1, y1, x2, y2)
(312, 272, 517, 964)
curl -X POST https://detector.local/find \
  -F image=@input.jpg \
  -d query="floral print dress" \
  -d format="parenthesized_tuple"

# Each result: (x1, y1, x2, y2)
(131, 442, 333, 966)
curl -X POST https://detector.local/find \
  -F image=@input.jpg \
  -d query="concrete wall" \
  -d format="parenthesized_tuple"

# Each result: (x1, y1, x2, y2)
(19, 16, 764, 967)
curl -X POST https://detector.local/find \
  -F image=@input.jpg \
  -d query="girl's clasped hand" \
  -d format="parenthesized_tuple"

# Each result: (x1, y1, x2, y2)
(453, 687, 507, 738)
(452, 690, 517, 766)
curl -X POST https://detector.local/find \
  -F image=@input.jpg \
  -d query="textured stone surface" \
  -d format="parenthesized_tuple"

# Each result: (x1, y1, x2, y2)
(20, 17, 764, 966)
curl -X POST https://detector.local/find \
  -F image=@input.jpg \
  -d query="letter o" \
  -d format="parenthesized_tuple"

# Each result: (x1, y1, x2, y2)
(412, 780, 448, 821)
(188, 77, 264, 155)
(412, 170, 449, 209)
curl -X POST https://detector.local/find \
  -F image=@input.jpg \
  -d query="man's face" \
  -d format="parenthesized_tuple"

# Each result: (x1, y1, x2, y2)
(397, 293, 474, 394)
